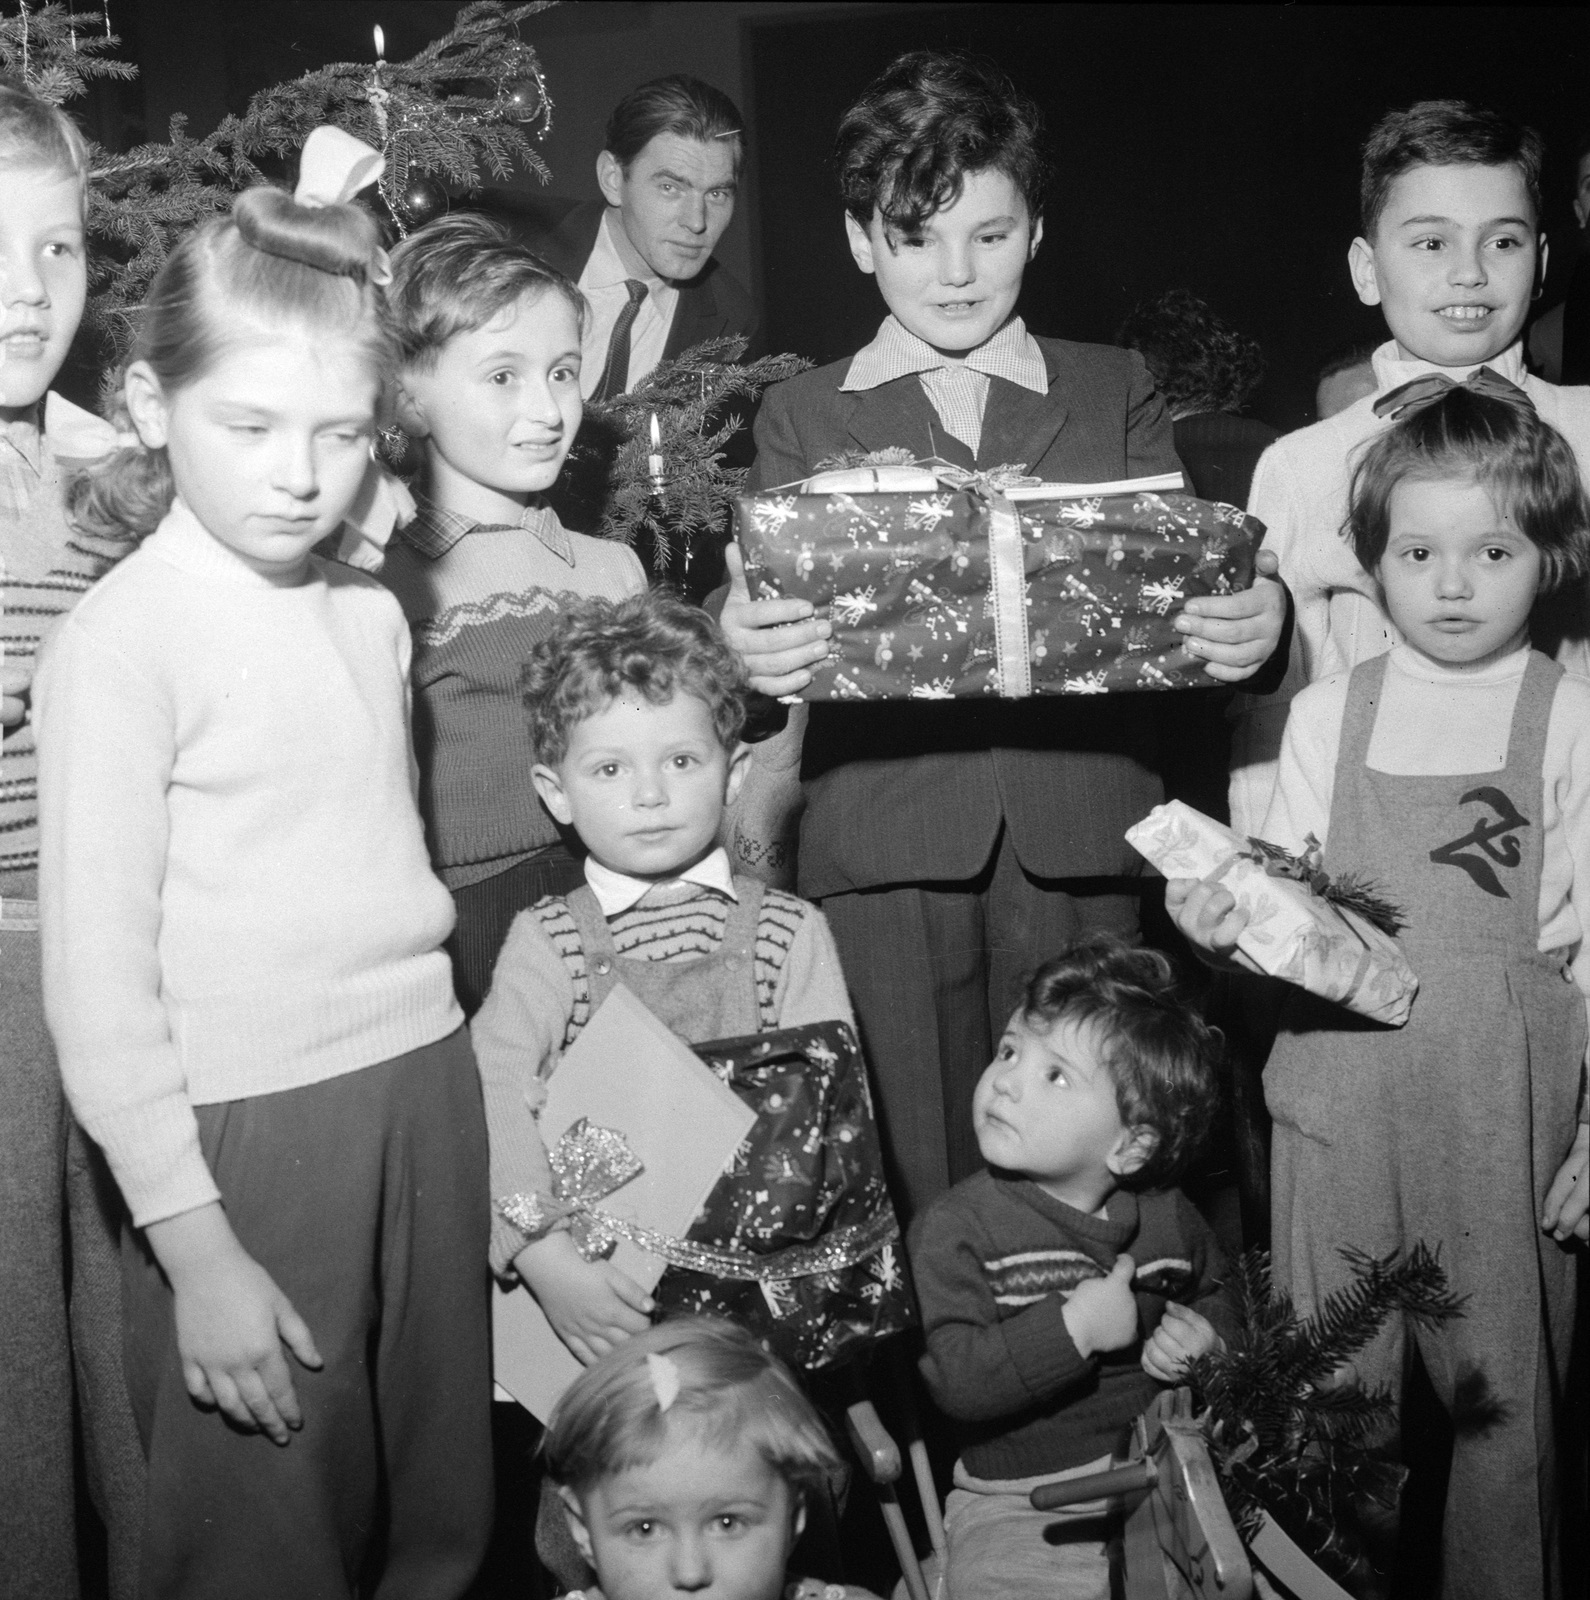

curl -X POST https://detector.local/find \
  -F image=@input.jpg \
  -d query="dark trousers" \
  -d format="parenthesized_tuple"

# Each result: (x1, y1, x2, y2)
(447, 847, 584, 1017)
(818, 825, 1138, 1226)
(123, 1030, 493, 1600)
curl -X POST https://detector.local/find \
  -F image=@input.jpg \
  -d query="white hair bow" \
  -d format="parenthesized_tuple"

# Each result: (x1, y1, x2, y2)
(295, 125, 386, 208)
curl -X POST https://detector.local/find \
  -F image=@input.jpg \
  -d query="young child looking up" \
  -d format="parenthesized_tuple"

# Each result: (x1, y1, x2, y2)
(1230, 100, 1590, 834)
(544, 1317, 877, 1600)
(36, 163, 492, 1599)
(1172, 385, 1590, 1600)
(472, 591, 852, 1366)
(910, 938, 1233, 1600)
(382, 213, 646, 1014)
(720, 51, 1285, 1226)
(0, 76, 144, 1597)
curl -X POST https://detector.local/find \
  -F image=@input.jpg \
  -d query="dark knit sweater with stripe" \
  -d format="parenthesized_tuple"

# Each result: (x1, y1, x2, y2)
(909, 1170, 1235, 1479)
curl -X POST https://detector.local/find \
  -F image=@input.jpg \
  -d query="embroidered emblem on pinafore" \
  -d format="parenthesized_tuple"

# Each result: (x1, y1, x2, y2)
(1429, 785, 1530, 898)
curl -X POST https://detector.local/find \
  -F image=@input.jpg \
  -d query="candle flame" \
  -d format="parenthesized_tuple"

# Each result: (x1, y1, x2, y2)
(373, 24, 386, 60)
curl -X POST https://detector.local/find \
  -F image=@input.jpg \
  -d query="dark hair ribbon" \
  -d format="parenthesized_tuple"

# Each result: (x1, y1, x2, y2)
(1372, 365, 1533, 422)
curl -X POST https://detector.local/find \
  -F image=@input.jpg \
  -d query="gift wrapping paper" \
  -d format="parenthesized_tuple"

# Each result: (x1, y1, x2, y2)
(652, 1021, 915, 1371)
(1126, 800, 1418, 1025)
(734, 485, 1259, 700)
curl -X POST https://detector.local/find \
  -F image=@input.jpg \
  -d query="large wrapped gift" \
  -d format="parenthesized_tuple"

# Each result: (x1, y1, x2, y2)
(652, 1021, 915, 1371)
(734, 468, 1259, 700)
(1127, 800, 1418, 1026)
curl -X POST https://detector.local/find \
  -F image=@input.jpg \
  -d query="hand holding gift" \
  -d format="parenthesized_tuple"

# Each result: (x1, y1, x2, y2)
(1129, 800, 1418, 1026)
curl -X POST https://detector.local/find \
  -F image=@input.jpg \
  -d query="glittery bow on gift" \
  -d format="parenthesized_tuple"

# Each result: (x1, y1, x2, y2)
(1372, 365, 1532, 421)
(497, 1118, 645, 1256)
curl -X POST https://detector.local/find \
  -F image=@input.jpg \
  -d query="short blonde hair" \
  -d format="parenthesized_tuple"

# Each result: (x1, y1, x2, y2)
(0, 77, 91, 200)
(543, 1318, 840, 1498)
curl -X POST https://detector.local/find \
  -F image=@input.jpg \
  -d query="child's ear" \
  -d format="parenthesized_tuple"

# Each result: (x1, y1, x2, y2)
(531, 762, 575, 827)
(1027, 214, 1045, 262)
(556, 1485, 597, 1568)
(390, 376, 429, 440)
(844, 213, 878, 277)
(1106, 1124, 1158, 1180)
(723, 741, 754, 807)
(123, 362, 170, 450)
(1347, 237, 1382, 308)
(1534, 233, 1550, 301)
(595, 149, 625, 209)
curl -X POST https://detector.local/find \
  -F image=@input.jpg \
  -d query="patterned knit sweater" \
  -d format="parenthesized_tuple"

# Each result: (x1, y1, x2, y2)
(910, 1170, 1235, 1479)
(1, 396, 128, 904)
(472, 878, 853, 1275)
(378, 498, 645, 888)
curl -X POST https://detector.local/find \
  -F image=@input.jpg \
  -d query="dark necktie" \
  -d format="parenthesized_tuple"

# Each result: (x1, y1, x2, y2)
(593, 279, 647, 402)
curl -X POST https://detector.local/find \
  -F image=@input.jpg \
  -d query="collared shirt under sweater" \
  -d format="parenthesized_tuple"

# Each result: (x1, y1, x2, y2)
(910, 1169, 1235, 1479)
(379, 495, 646, 887)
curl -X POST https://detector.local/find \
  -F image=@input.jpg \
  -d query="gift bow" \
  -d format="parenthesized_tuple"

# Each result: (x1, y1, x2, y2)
(497, 1119, 901, 1288)
(293, 126, 393, 288)
(1372, 365, 1532, 421)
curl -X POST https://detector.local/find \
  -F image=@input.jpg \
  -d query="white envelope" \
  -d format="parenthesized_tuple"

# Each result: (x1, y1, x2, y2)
(491, 983, 757, 1420)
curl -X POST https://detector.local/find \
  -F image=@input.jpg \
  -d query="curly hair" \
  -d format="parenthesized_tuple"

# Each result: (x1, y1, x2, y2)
(543, 1317, 839, 1499)
(1020, 937, 1221, 1192)
(520, 590, 749, 766)
(835, 51, 1049, 233)
(1360, 100, 1544, 238)
(1346, 385, 1590, 592)
(1115, 290, 1265, 418)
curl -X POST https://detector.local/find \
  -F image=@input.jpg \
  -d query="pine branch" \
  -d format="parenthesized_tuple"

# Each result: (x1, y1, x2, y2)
(0, 5, 136, 103)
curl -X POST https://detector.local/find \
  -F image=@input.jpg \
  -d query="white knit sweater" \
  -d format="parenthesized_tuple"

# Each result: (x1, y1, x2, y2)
(36, 500, 462, 1226)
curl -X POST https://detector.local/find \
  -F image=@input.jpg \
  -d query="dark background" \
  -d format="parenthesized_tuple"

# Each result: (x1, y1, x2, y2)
(67, 2, 1590, 429)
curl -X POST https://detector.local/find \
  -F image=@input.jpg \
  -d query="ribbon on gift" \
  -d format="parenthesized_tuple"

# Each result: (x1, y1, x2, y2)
(497, 1120, 901, 1290)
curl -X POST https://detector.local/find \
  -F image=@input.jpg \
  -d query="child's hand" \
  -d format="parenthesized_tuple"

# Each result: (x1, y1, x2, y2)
(721, 543, 833, 698)
(2, 662, 32, 731)
(1141, 1303, 1223, 1382)
(515, 1229, 654, 1365)
(1175, 550, 1286, 683)
(144, 1203, 322, 1446)
(1165, 876, 1253, 967)
(1541, 1123, 1589, 1244)
(1061, 1254, 1139, 1357)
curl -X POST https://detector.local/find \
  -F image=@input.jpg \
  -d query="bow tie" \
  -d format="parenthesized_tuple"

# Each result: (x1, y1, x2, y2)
(1372, 365, 1532, 421)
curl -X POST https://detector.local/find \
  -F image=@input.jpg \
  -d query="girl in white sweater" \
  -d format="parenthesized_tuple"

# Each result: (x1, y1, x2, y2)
(1170, 377, 1589, 1600)
(36, 143, 490, 1599)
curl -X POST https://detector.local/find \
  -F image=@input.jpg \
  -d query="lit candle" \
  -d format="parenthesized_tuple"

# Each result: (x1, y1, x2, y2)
(648, 413, 666, 505)
(373, 24, 385, 59)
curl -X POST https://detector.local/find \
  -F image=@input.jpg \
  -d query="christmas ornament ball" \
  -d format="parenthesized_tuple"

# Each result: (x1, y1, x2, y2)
(400, 173, 449, 225)
(503, 78, 544, 123)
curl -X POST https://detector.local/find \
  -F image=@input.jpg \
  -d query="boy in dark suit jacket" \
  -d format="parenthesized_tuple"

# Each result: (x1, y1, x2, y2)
(723, 52, 1285, 1224)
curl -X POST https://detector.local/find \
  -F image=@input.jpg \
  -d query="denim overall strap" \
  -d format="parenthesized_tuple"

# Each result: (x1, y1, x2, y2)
(565, 879, 764, 1044)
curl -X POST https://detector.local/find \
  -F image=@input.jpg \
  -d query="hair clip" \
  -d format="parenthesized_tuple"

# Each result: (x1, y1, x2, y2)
(645, 1352, 681, 1413)
(295, 125, 386, 210)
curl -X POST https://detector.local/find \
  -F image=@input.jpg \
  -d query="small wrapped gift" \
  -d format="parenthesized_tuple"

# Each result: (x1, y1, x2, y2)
(652, 1021, 915, 1372)
(1126, 800, 1418, 1025)
(734, 471, 1259, 700)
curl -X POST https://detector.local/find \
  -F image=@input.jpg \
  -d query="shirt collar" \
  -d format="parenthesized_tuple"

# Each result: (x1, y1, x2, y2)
(840, 314, 1048, 395)
(1369, 337, 1528, 397)
(585, 206, 667, 294)
(0, 402, 43, 474)
(398, 492, 574, 566)
(584, 846, 739, 917)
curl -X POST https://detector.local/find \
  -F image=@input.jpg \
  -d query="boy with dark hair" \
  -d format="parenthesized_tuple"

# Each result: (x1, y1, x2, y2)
(381, 213, 647, 1014)
(472, 591, 851, 1363)
(1230, 98, 1590, 834)
(723, 50, 1284, 1224)
(910, 938, 1234, 1600)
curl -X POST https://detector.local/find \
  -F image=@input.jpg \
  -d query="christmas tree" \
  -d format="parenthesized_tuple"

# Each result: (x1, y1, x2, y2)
(1185, 1244, 1464, 1593)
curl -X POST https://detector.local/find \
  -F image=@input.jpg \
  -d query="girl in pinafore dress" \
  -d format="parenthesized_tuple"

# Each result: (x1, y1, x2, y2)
(1170, 374, 1590, 1600)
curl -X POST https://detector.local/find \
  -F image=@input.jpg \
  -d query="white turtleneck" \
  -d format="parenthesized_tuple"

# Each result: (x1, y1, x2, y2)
(1264, 643, 1590, 998)
(1230, 340, 1590, 835)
